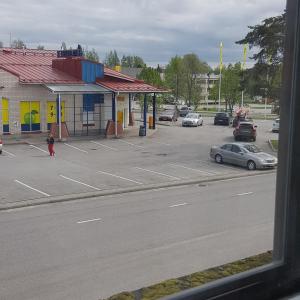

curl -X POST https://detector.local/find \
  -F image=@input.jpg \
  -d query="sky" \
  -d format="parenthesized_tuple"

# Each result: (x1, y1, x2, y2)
(0, 0, 286, 68)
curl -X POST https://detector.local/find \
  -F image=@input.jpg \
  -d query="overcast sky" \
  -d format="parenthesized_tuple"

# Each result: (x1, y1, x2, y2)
(0, 0, 286, 67)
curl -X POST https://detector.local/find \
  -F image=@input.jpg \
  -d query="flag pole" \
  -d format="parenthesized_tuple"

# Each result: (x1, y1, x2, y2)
(218, 42, 223, 112)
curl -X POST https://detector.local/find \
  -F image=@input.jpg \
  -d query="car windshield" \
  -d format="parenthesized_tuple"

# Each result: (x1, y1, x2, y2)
(186, 113, 198, 118)
(242, 144, 262, 153)
(217, 113, 227, 117)
(163, 111, 173, 115)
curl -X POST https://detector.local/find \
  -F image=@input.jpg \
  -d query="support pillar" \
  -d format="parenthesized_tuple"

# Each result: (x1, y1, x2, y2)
(56, 93, 62, 140)
(143, 93, 147, 136)
(129, 93, 133, 126)
(152, 93, 156, 130)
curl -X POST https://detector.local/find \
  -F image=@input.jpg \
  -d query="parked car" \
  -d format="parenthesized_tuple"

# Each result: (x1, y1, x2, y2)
(214, 112, 231, 125)
(233, 121, 257, 141)
(0, 138, 2, 154)
(182, 113, 203, 127)
(158, 110, 177, 122)
(179, 106, 193, 117)
(272, 118, 280, 132)
(210, 143, 277, 170)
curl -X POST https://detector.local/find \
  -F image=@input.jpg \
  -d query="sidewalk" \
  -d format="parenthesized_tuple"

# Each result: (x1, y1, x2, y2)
(2, 125, 157, 145)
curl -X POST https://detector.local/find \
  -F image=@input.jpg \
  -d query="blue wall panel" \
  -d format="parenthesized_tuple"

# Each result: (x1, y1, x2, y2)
(81, 61, 104, 83)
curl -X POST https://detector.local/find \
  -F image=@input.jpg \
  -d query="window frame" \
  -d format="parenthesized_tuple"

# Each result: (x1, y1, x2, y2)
(164, 0, 300, 299)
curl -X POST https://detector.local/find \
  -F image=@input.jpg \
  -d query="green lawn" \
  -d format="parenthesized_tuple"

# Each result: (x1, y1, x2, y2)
(270, 139, 278, 151)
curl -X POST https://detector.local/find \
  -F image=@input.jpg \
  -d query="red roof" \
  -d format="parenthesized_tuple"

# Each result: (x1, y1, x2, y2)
(96, 77, 166, 93)
(104, 67, 135, 82)
(1, 65, 83, 84)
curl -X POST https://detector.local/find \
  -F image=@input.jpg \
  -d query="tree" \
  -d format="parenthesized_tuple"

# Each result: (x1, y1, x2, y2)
(84, 48, 99, 62)
(137, 67, 163, 87)
(37, 45, 45, 50)
(121, 55, 145, 68)
(61, 42, 67, 50)
(210, 63, 242, 113)
(0, 41, 3, 48)
(12, 39, 26, 49)
(164, 56, 184, 104)
(236, 13, 285, 102)
(104, 50, 120, 68)
(181, 53, 211, 108)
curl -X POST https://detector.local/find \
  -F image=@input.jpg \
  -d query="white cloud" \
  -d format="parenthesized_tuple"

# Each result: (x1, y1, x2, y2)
(0, 0, 286, 66)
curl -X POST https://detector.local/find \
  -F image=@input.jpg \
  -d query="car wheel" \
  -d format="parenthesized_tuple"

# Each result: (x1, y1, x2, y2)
(0, 150, 2, 154)
(200, 121, 203, 126)
(215, 154, 223, 164)
(253, 137, 256, 142)
(247, 160, 256, 170)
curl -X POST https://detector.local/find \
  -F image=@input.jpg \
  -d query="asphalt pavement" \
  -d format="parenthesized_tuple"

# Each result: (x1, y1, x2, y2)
(0, 173, 276, 300)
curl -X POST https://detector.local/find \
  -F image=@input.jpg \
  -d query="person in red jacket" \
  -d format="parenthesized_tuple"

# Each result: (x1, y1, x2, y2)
(47, 134, 55, 156)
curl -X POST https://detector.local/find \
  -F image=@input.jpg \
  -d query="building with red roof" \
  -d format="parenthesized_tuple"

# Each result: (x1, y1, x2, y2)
(0, 47, 166, 138)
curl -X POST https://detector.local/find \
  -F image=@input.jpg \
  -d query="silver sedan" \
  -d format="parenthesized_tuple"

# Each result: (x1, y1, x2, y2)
(210, 143, 277, 170)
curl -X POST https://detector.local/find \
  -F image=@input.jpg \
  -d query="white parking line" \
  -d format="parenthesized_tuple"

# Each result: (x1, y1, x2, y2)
(14, 180, 50, 197)
(59, 175, 101, 190)
(236, 192, 254, 196)
(169, 163, 216, 175)
(2, 150, 16, 157)
(63, 143, 88, 153)
(77, 218, 101, 224)
(117, 139, 144, 148)
(30, 144, 48, 154)
(134, 167, 181, 180)
(91, 141, 117, 151)
(97, 170, 143, 185)
(169, 202, 188, 208)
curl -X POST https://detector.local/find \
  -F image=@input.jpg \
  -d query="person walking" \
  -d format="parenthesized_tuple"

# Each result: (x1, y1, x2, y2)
(47, 134, 55, 156)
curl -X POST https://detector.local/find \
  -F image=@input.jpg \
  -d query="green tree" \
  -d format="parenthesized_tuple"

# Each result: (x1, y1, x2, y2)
(37, 45, 45, 50)
(104, 50, 120, 68)
(84, 48, 99, 62)
(236, 13, 285, 102)
(12, 39, 26, 49)
(210, 63, 242, 113)
(181, 53, 211, 108)
(137, 67, 163, 87)
(121, 55, 145, 68)
(164, 55, 184, 104)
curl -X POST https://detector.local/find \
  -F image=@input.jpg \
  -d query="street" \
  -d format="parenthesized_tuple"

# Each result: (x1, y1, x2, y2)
(0, 173, 276, 300)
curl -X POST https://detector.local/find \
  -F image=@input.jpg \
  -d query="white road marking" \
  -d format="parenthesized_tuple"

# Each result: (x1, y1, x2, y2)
(169, 202, 188, 208)
(134, 167, 181, 180)
(30, 144, 49, 154)
(90, 141, 117, 151)
(77, 218, 101, 224)
(236, 192, 254, 196)
(59, 175, 101, 190)
(14, 180, 50, 197)
(118, 139, 144, 148)
(63, 143, 88, 153)
(2, 150, 16, 157)
(153, 141, 171, 146)
(169, 163, 216, 175)
(97, 170, 143, 185)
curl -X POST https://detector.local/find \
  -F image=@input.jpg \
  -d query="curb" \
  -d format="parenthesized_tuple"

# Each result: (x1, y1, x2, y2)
(0, 170, 275, 211)
(268, 139, 277, 152)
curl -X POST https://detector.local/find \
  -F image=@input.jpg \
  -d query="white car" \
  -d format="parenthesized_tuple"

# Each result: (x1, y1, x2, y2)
(272, 118, 280, 132)
(0, 138, 2, 154)
(182, 113, 203, 127)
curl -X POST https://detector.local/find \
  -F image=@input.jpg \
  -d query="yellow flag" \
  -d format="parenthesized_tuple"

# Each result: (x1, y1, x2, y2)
(242, 44, 248, 70)
(219, 42, 223, 71)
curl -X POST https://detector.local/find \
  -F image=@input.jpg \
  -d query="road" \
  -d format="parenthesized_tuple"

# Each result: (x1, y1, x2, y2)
(0, 173, 276, 300)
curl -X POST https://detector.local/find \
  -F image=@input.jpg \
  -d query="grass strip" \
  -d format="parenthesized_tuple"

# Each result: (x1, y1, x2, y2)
(102, 251, 272, 300)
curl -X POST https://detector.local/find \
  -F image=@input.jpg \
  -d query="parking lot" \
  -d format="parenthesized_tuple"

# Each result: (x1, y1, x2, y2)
(0, 117, 278, 205)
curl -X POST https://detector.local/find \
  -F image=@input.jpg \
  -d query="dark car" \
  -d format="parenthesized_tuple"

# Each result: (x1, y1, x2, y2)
(179, 106, 193, 117)
(214, 112, 230, 125)
(233, 121, 257, 141)
(158, 110, 177, 121)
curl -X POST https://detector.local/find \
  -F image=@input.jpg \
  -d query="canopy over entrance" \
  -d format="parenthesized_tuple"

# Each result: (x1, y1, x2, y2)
(45, 84, 111, 94)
